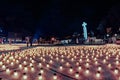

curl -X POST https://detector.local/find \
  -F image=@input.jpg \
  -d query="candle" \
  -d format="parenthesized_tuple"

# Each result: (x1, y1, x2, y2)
(13, 70, 19, 79)
(2, 65, 6, 70)
(75, 72, 79, 79)
(69, 67, 73, 73)
(97, 66, 102, 71)
(53, 73, 57, 80)
(38, 73, 43, 80)
(24, 67, 28, 72)
(19, 64, 23, 69)
(40, 68, 44, 74)
(6, 68, 10, 74)
(46, 64, 50, 68)
(114, 68, 119, 75)
(31, 67, 35, 72)
(22, 73, 28, 80)
(0, 62, 3, 66)
(10, 62, 14, 66)
(84, 68, 90, 76)
(96, 71, 101, 79)
(78, 65, 82, 71)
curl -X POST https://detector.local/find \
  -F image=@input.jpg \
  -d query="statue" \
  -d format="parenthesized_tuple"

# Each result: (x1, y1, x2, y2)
(82, 22, 88, 40)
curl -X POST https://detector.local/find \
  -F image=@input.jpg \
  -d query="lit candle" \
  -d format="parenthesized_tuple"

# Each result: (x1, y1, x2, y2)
(114, 68, 119, 75)
(6, 68, 10, 74)
(29, 63, 33, 67)
(53, 73, 57, 80)
(38, 73, 43, 80)
(6, 60, 10, 64)
(19, 64, 23, 69)
(46, 64, 50, 68)
(23, 61, 27, 65)
(66, 62, 70, 67)
(40, 68, 44, 74)
(2, 65, 6, 70)
(96, 71, 101, 79)
(13, 70, 19, 79)
(108, 64, 111, 68)
(115, 61, 119, 65)
(84, 68, 90, 76)
(10, 62, 14, 66)
(85, 63, 90, 68)
(24, 67, 28, 72)
(22, 73, 28, 80)
(0, 62, 3, 66)
(31, 67, 35, 72)
(69, 67, 73, 73)
(49, 60, 53, 64)
(75, 72, 79, 79)
(59, 65, 63, 71)
(16, 60, 19, 64)
(78, 65, 82, 71)
(97, 66, 102, 71)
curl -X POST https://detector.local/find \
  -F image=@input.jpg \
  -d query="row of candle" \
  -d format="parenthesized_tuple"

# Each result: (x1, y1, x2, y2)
(0, 44, 120, 79)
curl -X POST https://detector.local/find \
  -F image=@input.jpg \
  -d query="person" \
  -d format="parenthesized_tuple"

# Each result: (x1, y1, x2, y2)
(26, 37, 29, 47)
(29, 36, 33, 46)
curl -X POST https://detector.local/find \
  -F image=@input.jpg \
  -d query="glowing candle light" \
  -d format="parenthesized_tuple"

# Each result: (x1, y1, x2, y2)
(85, 63, 90, 68)
(40, 68, 44, 74)
(115, 61, 119, 65)
(22, 73, 28, 80)
(96, 71, 101, 78)
(66, 62, 70, 67)
(19, 64, 23, 69)
(59, 65, 63, 71)
(95, 61, 98, 65)
(43, 58, 46, 62)
(16, 60, 19, 64)
(29, 63, 33, 67)
(103, 59, 106, 63)
(114, 68, 119, 75)
(10, 62, 14, 66)
(49, 60, 53, 64)
(6, 60, 10, 64)
(2, 65, 6, 70)
(69, 67, 73, 73)
(97, 66, 102, 71)
(78, 65, 82, 71)
(61, 59, 64, 63)
(38, 63, 42, 67)
(75, 72, 79, 79)
(23, 61, 27, 65)
(13, 70, 19, 79)
(0, 62, 3, 66)
(38, 73, 43, 80)
(79, 59, 82, 62)
(31, 60, 35, 63)
(76, 62, 79, 66)
(24, 67, 28, 72)
(6, 68, 10, 74)
(31, 67, 35, 72)
(56, 57, 59, 61)
(46, 64, 50, 68)
(53, 73, 57, 80)
(108, 64, 112, 68)
(84, 68, 90, 76)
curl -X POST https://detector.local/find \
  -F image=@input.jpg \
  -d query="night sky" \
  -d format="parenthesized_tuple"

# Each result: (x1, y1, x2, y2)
(0, 0, 119, 38)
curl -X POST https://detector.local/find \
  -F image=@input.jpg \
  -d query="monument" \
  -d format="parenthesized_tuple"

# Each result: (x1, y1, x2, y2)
(82, 22, 88, 40)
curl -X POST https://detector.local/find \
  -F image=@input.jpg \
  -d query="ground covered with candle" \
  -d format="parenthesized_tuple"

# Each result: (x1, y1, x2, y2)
(0, 44, 120, 80)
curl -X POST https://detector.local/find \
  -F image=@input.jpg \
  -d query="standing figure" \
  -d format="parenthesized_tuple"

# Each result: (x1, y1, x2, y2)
(82, 22, 88, 40)
(26, 37, 29, 47)
(29, 36, 33, 46)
